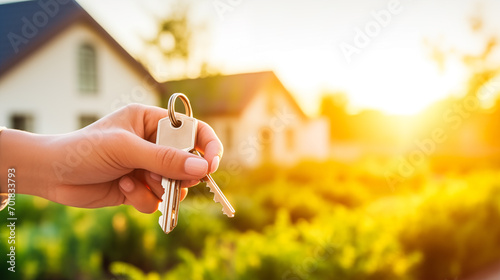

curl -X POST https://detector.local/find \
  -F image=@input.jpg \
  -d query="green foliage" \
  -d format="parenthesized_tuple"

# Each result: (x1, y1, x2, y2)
(400, 171, 500, 279)
(1, 160, 500, 279)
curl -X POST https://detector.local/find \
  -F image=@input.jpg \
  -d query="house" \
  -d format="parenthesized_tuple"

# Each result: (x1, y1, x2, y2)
(0, 1, 329, 167)
(0, 0, 160, 134)
(164, 71, 330, 167)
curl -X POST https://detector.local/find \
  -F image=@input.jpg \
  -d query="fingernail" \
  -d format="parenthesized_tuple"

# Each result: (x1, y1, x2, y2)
(186, 179, 201, 187)
(150, 172, 162, 182)
(211, 156, 220, 173)
(184, 157, 208, 176)
(119, 176, 134, 192)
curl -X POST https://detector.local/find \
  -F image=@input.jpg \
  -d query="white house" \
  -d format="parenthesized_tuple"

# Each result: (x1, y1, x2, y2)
(165, 71, 330, 167)
(0, 1, 329, 167)
(0, 0, 160, 134)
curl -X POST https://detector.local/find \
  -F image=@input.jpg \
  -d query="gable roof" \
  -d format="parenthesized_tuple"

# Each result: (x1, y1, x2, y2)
(0, 0, 159, 89)
(164, 71, 307, 119)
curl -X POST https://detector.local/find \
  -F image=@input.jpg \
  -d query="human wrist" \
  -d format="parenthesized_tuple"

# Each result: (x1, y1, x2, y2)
(0, 129, 53, 197)
(0, 127, 9, 211)
(0, 126, 8, 193)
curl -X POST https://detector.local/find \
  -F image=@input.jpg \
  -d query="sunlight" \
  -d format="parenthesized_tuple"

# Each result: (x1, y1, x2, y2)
(277, 47, 468, 116)
(345, 48, 467, 115)
(6, 0, 500, 278)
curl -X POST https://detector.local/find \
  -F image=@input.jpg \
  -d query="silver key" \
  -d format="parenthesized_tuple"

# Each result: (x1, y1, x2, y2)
(156, 113, 197, 233)
(194, 151, 235, 218)
(156, 92, 235, 233)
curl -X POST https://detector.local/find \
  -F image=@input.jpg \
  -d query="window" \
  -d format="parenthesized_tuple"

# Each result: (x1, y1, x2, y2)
(259, 127, 273, 161)
(78, 44, 98, 93)
(79, 114, 99, 129)
(10, 114, 34, 132)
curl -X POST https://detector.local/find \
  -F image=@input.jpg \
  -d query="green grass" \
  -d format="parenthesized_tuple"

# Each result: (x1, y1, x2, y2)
(1, 158, 500, 279)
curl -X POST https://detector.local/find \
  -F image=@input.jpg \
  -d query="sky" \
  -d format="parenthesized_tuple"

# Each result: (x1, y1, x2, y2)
(2, 0, 500, 115)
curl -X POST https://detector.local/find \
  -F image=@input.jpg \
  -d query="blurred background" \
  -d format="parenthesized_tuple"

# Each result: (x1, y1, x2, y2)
(1, 0, 500, 279)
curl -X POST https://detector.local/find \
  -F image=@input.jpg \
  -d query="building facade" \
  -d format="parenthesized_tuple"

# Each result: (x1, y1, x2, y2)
(165, 72, 330, 167)
(0, 0, 159, 134)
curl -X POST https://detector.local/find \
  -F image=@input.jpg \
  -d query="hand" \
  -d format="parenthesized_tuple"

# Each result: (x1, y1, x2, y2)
(0, 104, 223, 213)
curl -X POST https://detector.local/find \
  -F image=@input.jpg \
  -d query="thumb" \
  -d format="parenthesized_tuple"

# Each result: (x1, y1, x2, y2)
(126, 138, 208, 180)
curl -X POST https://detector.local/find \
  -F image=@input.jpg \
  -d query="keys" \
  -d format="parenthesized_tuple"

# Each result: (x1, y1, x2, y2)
(156, 93, 235, 234)
(202, 175, 235, 218)
(194, 151, 235, 218)
(156, 114, 197, 233)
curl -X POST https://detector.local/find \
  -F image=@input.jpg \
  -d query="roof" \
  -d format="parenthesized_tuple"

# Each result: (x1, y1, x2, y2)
(164, 71, 307, 119)
(0, 0, 159, 89)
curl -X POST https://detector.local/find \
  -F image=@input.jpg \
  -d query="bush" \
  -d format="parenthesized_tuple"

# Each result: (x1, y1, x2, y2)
(1, 159, 500, 279)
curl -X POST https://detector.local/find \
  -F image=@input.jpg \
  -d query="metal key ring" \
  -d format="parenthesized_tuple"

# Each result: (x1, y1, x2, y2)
(168, 93, 193, 127)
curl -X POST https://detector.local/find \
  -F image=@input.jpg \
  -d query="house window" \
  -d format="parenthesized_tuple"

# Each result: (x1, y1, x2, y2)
(10, 114, 34, 132)
(259, 127, 273, 161)
(79, 114, 99, 129)
(78, 44, 98, 93)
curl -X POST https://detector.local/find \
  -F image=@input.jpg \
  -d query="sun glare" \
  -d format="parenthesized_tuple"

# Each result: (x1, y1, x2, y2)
(279, 47, 467, 116)
(341, 48, 466, 115)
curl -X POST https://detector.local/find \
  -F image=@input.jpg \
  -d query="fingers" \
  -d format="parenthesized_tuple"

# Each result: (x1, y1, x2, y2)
(180, 188, 188, 202)
(119, 175, 160, 214)
(196, 121, 224, 173)
(149, 172, 162, 182)
(122, 104, 223, 178)
(126, 138, 208, 181)
(136, 104, 169, 141)
(118, 171, 199, 213)
(144, 171, 199, 200)
(181, 179, 200, 188)
(142, 171, 163, 199)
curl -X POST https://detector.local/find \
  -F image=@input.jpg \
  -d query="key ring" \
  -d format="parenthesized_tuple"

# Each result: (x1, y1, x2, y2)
(168, 93, 193, 127)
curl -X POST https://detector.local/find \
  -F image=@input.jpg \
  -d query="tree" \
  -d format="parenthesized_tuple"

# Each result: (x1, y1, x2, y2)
(423, 15, 500, 151)
(319, 92, 351, 141)
(150, 3, 191, 63)
(144, 0, 217, 81)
